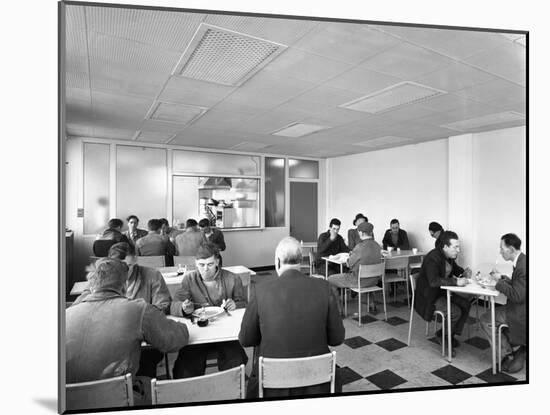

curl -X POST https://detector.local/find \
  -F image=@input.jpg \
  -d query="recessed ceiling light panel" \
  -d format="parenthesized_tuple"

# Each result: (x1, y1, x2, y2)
(176, 23, 287, 86)
(353, 136, 413, 148)
(340, 81, 447, 114)
(441, 111, 525, 132)
(230, 142, 270, 151)
(271, 123, 330, 138)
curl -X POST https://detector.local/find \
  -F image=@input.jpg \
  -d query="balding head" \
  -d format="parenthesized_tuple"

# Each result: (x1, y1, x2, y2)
(275, 237, 303, 276)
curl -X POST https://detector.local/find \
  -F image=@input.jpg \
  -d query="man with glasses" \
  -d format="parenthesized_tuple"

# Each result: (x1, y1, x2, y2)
(170, 242, 248, 378)
(414, 231, 472, 356)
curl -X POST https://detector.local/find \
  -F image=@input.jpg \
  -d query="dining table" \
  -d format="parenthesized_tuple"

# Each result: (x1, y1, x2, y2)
(441, 279, 500, 374)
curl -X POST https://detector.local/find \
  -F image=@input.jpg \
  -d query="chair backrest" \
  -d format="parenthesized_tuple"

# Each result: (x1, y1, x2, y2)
(92, 239, 117, 257)
(258, 351, 336, 398)
(66, 373, 133, 411)
(358, 262, 385, 283)
(173, 255, 197, 270)
(136, 255, 165, 268)
(151, 364, 245, 405)
(384, 256, 409, 270)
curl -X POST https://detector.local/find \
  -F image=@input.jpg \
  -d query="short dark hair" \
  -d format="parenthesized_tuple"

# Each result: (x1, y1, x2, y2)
(186, 219, 198, 228)
(196, 241, 220, 260)
(126, 215, 139, 223)
(501, 233, 521, 250)
(158, 218, 169, 227)
(147, 219, 162, 231)
(329, 218, 341, 227)
(390, 219, 399, 226)
(108, 218, 123, 229)
(428, 221, 443, 233)
(198, 218, 211, 228)
(108, 242, 135, 260)
(439, 230, 459, 248)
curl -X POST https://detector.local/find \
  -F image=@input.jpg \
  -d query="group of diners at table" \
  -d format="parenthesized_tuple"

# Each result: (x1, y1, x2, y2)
(65, 212, 526, 407)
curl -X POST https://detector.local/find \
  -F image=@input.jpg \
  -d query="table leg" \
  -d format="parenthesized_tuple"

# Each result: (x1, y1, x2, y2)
(447, 290, 452, 362)
(325, 261, 328, 278)
(491, 296, 496, 374)
(340, 263, 343, 274)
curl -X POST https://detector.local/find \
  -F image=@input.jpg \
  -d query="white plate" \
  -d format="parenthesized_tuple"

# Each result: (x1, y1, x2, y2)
(192, 306, 224, 319)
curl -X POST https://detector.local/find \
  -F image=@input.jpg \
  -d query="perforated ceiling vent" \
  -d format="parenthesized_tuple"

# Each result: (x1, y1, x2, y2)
(441, 111, 525, 132)
(354, 136, 413, 148)
(176, 24, 287, 86)
(340, 81, 447, 114)
(147, 101, 208, 125)
(271, 123, 330, 138)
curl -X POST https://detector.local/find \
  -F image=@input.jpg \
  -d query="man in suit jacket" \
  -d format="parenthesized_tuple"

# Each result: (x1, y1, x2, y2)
(316, 218, 349, 276)
(481, 233, 527, 373)
(382, 218, 410, 250)
(414, 231, 472, 355)
(239, 237, 345, 398)
(123, 215, 148, 248)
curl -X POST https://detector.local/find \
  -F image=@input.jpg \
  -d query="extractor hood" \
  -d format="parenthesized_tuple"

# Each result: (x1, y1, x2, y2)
(201, 177, 232, 189)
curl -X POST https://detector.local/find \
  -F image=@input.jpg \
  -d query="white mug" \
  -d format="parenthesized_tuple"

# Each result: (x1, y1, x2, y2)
(412, 248, 418, 254)
(388, 247, 393, 253)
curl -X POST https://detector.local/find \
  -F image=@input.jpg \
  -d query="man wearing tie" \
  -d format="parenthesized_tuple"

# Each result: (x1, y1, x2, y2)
(481, 233, 526, 373)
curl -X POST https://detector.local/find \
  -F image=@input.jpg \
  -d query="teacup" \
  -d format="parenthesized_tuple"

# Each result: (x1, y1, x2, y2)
(412, 248, 418, 254)
(387, 247, 393, 253)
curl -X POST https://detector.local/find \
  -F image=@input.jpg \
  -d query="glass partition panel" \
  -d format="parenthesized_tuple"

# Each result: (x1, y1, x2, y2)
(289, 158, 319, 179)
(265, 157, 285, 227)
(83, 143, 110, 235)
(116, 145, 167, 230)
(173, 150, 260, 176)
(173, 176, 260, 229)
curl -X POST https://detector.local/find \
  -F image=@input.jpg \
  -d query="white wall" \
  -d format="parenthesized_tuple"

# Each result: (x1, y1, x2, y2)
(327, 126, 526, 275)
(327, 139, 449, 253)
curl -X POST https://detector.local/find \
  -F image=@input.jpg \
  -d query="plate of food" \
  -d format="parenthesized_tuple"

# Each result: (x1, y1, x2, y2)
(476, 276, 497, 289)
(192, 306, 224, 320)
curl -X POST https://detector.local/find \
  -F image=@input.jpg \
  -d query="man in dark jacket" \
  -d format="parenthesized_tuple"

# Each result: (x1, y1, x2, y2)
(428, 221, 444, 248)
(414, 231, 472, 354)
(382, 218, 410, 250)
(123, 215, 148, 248)
(239, 237, 345, 398)
(317, 218, 349, 276)
(93, 218, 130, 257)
(66, 258, 188, 386)
(135, 219, 176, 258)
(199, 218, 226, 251)
(481, 233, 526, 373)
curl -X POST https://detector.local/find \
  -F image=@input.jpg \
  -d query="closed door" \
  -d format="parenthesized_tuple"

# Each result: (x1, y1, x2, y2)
(290, 182, 317, 242)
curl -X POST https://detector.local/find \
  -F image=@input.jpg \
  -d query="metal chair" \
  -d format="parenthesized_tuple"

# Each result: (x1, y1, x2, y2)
(344, 262, 387, 324)
(498, 323, 509, 372)
(258, 352, 336, 398)
(384, 256, 410, 305)
(308, 251, 326, 279)
(66, 373, 133, 411)
(151, 364, 245, 404)
(407, 273, 446, 356)
(136, 255, 166, 268)
(92, 239, 117, 257)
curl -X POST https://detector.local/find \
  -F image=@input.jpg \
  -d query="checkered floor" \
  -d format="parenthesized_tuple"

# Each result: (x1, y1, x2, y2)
(157, 272, 525, 394)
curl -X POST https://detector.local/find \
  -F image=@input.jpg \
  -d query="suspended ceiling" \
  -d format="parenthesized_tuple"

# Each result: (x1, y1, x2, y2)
(64, 4, 526, 158)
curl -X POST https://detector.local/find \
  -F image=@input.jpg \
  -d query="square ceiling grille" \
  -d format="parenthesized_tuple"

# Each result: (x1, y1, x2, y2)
(147, 101, 208, 125)
(340, 81, 447, 114)
(354, 136, 413, 148)
(271, 123, 330, 138)
(441, 111, 525, 131)
(176, 23, 287, 86)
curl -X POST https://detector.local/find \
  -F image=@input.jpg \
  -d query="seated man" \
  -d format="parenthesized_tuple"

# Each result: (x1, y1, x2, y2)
(198, 218, 226, 252)
(382, 218, 410, 250)
(347, 213, 368, 251)
(428, 221, 444, 248)
(239, 237, 345, 398)
(135, 218, 176, 258)
(414, 231, 472, 355)
(159, 218, 183, 243)
(317, 218, 349, 276)
(170, 242, 248, 378)
(74, 242, 172, 379)
(481, 233, 526, 373)
(174, 219, 204, 257)
(329, 221, 382, 294)
(93, 218, 130, 256)
(66, 258, 188, 385)
(123, 215, 148, 248)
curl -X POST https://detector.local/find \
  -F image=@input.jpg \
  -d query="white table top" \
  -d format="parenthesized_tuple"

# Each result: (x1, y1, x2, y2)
(441, 281, 500, 297)
(167, 308, 245, 345)
(322, 250, 425, 265)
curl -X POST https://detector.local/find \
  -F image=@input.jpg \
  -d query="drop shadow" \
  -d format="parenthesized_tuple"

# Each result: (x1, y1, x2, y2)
(34, 398, 57, 413)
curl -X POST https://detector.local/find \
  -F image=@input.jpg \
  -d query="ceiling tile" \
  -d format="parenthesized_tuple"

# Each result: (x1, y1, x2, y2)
(292, 22, 400, 64)
(91, 91, 153, 130)
(324, 67, 402, 95)
(159, 76, 235, 107)
(264, 48, 353, 84)
(360, 42, 454, 80)
(65, 5, 89, 89)
(189, 108, 255, 131)
(414, 62, 497, 92)
(453, 79, 525, 105)
(462, 42, 526, 81)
